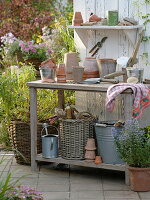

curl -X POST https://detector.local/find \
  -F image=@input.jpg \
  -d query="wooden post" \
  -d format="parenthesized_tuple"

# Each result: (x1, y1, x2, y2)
(58, 90, 65, 109)
(30, 87, 38, 172)
(125, 165, 130, 186)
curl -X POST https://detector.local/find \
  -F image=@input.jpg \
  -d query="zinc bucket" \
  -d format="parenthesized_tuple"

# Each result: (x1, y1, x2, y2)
(41, 124, 59, 158)
(95, 122, 124, 164)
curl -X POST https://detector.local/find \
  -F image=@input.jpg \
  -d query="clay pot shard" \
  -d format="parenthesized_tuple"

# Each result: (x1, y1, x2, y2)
(89, 13, 101, 22)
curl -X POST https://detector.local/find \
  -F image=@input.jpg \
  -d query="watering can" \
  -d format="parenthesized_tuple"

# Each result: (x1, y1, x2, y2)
(41, 123, 59, 158)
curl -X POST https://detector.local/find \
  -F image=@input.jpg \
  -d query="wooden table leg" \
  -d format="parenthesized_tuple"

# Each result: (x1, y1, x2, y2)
(58, 90, 65, 109)
(30, 87, 38, 172)
(124, 91, 133, 185)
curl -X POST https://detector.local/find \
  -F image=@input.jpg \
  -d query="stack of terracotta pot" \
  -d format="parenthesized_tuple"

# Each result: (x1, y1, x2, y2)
(85, 138, 96, 161)
(72, 12, 83, 26)
(56, 63, 66, 83)
(83, 57, 100, 79)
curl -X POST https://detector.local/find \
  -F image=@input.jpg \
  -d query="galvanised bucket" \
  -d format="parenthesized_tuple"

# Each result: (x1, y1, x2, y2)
(95, 122, 124, 164)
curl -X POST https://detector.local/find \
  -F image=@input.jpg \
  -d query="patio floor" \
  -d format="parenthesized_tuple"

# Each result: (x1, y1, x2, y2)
(0, 152, 149, 200)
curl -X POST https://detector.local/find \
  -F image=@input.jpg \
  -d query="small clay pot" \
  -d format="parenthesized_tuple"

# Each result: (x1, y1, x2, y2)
(85, 138, 96, 150)
(72, 66, 84, 83)
(83, 57, 100, 79)
(72, 12, 83, 26)
(97, 59, 116, 77)
(56, 63, 66, 83)
(85, 150, 96, 160)
(64, 52, 79, 80)
(94, 156, 103, 164)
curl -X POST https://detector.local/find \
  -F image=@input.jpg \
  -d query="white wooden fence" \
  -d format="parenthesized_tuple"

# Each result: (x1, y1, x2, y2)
(73, 0, 150, 78)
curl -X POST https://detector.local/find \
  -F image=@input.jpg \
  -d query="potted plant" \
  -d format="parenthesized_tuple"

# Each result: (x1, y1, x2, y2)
(0, 33, 52, 70)
(113, 119, 150, 191)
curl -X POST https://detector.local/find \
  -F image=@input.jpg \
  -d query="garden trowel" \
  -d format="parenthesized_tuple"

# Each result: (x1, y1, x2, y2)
(79, 78, 119, 84)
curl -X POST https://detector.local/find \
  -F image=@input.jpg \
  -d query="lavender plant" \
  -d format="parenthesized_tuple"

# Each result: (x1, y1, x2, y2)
(114, 119, 150, 168)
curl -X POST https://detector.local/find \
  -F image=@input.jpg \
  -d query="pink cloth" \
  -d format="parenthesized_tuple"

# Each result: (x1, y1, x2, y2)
(106, 83, 150, 118)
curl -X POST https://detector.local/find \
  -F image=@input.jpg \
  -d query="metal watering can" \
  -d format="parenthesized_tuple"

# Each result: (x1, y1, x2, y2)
(41, 123, 59, 158)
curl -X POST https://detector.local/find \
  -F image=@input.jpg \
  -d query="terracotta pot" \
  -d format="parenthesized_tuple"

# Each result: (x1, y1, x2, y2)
(56, 63, 66, 83)
(95, 156, 103, 164)
(97, 59, 116, 77)
(85, 138, 96, 150)
(83, 57, 100, 79)
(64, 52, 79, 80)
(85, 150, 96, 160)
(39, 59, 56, 83)
(72, 12, 83, 26)
(72, 66, 84, 83)
(128, 166, 150, 192)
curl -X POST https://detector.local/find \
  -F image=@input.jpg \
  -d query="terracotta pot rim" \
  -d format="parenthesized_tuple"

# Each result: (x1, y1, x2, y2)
(97, 59, 116, 62)
(127, 165, 150, 171)
(85, 57, 96, 60)
(83, 71, 99, 75)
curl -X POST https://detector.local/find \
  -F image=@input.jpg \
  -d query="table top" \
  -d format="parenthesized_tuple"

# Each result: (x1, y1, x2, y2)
(27, 80, 137, 93)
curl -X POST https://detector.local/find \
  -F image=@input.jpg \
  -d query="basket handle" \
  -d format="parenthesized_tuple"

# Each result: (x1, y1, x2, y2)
(76, 111, 95, 119)
(41, 124, 59, 136)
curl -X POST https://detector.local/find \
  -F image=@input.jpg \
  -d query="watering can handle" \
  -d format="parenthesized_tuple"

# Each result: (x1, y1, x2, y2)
(50, 140, 54, 151)
(41, 124, 59, 136)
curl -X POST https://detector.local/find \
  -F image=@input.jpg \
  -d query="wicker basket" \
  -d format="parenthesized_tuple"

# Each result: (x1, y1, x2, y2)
(9, 121, 57, 165)
(59, 112, 96, 160)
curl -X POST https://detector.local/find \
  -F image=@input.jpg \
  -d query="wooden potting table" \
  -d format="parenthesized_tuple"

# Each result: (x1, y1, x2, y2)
(27, 80, 134, 184)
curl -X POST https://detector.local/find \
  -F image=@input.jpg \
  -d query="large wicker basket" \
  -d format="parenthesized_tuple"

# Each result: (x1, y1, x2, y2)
(9, 121, 43, 165)
(59, 113, 96, 160)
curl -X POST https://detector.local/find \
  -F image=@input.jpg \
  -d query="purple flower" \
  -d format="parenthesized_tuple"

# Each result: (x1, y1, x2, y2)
(30, 48, 37, 53)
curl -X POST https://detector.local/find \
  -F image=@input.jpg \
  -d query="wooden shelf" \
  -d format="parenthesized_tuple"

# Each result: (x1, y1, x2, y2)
(36, 154, 125, 171)
(68, 25, 143, 30)
(68, 25, 143, 47)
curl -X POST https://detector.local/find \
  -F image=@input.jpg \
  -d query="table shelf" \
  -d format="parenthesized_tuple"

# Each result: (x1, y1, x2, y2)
(36, 154, 125, 171)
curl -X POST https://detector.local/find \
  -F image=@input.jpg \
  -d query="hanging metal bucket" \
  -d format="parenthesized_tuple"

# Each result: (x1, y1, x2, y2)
(41, 124, 59, 158)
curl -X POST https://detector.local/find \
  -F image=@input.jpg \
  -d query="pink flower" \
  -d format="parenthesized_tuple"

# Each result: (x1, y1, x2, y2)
(19, 41, 25, 48)
(23, 47, 30, 52)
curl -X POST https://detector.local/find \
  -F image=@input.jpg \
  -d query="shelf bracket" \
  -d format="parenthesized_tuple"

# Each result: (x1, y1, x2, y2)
(123, 29, 139, 47)
(74, 29, 88, 47)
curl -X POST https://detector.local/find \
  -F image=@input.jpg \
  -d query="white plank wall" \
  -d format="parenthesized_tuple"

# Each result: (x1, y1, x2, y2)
(73, 0, 150, 76)
(73, 0, 150, 123)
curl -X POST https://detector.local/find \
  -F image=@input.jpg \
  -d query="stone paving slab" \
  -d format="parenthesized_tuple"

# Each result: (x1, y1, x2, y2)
(70, 183, 103, 191)
(0, 153, 149, 200)
(103, 191, 140, 199)
(70, 191, 104, 200)
(42, 192, 69, 200)
(138, 192, 150, 199)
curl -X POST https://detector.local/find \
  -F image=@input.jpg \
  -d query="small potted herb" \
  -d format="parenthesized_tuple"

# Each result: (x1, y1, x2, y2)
(113, 119, 150, 191)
